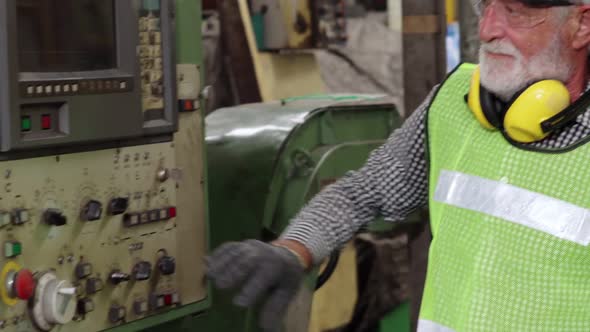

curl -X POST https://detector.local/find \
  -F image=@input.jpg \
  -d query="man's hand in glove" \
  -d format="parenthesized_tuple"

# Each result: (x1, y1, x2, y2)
(205, 239, 311, 332)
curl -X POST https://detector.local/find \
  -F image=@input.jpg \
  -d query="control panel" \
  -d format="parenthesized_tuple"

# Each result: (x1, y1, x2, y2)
(0, 0, 208, 330)
(0, 141, 206, 331)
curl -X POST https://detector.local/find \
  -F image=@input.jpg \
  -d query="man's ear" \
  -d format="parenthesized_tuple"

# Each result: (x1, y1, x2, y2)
(572, 5, 590, 50)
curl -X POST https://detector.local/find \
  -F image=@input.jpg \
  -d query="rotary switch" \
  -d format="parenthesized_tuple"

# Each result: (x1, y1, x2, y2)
(107, 197, 129, 215)
(132, 261, 152, 281)
(30, 272, 77, 331)
(43, 209, 67, 226)
(157, 251, 176, 276)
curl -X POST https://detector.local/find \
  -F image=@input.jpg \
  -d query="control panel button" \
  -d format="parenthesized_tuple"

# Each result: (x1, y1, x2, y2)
(156, 168, 169, 182)
(108, 305, 126, 323)
(81, 200, 102, 221)
(168, 207, 177, 218)
(43, 209, 67, 226)
(12, 209, 29, 225)
(0, 212, 10, 227)
(149, 292, 179, 310)
(109, 271, 131, 285)
(21, 116, 31, 132)
(12, 269, 34, 300)
(164, 293, 179, 306)
(41, 114, 51, 130)
(86, 278, 104, 294)
(157, 254, 176, 276)
(75, 263, 92, 279)
(4, 242, 22, 258)
(133, 299, 149, 315)
(123, 213, 139, 227)
(77, 298, 95, 315)
(132, 261, 152, 281)
(108, 197, 129, 215)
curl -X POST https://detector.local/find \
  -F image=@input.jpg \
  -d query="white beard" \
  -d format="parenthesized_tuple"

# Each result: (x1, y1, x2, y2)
(479, 33, 573, 101)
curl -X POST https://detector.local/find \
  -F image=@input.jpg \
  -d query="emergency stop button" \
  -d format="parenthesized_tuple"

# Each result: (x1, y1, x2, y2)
(14, 269, 34, 300)
(0, 262, 36, 306)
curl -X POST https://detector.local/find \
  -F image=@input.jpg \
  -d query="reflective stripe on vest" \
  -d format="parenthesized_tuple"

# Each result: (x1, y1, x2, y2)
(418, 319, 457, 332)
(434, 170, 590, 246)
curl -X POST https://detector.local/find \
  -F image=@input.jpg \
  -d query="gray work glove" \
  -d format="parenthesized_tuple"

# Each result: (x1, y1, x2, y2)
(205, 239, 306, 332)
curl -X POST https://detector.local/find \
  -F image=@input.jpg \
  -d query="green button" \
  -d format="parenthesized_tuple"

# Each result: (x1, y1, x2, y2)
(21, 116, 31, 132)
(5, 241, 21, 258)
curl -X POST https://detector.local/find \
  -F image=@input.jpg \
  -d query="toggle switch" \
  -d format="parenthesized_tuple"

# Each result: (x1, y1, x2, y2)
(109, 271, 131, 285)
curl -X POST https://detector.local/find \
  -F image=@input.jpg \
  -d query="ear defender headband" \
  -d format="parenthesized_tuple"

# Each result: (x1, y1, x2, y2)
(466, 66, 590, 143)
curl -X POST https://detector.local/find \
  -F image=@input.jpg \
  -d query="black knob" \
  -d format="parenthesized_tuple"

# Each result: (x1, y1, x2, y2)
(108, 305, 126, 323)
(157, 255, 176, 276)
(132, 261, 152, 281)
(109, 271, 131, 285)
(77, 298, 95, 315)
(75, 263, 93, 279)
(43, 208, 67, 226)
(86, 278, 104, 294)
(81, 200, 102, 221)
(107, 198, 129, 215)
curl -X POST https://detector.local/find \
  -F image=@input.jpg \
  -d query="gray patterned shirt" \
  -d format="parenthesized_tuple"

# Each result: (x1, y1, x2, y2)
(280, 85, 590, 265)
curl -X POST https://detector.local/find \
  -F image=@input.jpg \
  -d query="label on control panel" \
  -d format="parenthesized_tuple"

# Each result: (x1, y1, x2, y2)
(177, 64, 200, 100)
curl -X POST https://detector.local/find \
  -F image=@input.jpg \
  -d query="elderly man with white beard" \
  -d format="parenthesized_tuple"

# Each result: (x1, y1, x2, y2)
(206, 0, 590, 331)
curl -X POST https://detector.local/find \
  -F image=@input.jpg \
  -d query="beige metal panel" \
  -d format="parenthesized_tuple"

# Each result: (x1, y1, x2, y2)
(0, 139, 206, 331)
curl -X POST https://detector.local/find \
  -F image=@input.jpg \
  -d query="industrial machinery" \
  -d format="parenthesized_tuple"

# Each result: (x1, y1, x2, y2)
(200, 94, 402, 331)
(250, 0, 347, 50)
(0, 0, 208, 331)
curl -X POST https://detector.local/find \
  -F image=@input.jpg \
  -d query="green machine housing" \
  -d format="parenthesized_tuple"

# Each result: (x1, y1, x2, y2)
(191, 95, 403, 331)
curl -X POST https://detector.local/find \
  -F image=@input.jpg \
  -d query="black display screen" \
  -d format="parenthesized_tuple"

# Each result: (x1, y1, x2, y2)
(17, 0, 117, 73)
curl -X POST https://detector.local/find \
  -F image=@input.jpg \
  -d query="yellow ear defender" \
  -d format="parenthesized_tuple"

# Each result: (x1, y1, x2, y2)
(466, 66, 585, 143)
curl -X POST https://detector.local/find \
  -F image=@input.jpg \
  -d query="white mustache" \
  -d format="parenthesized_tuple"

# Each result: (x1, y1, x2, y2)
(481, 41, 521, 58)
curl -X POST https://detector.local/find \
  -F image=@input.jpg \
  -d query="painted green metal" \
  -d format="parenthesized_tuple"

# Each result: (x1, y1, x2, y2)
(194, 94, 405, 332)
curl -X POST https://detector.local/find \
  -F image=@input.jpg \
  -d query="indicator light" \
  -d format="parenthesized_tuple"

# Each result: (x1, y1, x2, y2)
(21, 116, 31, 132)
(41, 114, 51, 130)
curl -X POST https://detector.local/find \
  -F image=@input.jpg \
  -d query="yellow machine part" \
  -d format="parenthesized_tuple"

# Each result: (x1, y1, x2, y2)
(238, 0, 326, 101)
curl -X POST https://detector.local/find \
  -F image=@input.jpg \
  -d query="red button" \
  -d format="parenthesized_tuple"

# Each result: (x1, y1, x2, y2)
(168, 207, 176, 218)
(14, 269, 35, 300)
(183, 100, 193, 111)
(41, 114, 51, 130)
(164, 294, 173, 306)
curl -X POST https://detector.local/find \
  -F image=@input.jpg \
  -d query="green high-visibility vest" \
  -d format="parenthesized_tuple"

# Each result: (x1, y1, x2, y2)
(421, 63, 590, 331)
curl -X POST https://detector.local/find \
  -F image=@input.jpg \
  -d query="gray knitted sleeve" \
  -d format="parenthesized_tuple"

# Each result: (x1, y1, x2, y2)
(280, 88, 437, 265)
